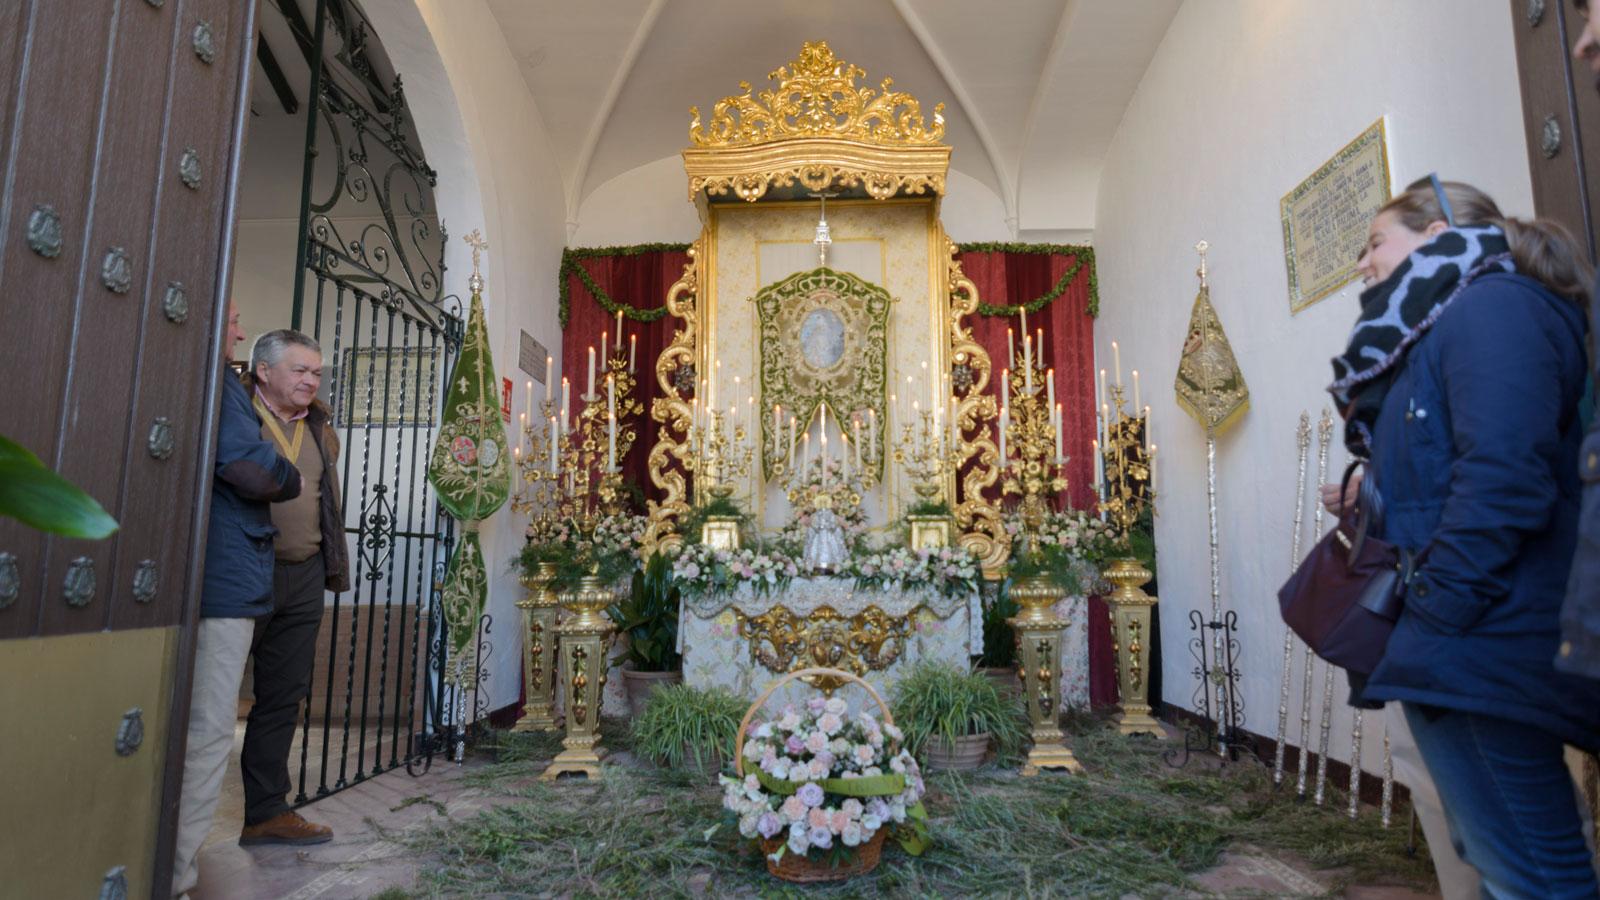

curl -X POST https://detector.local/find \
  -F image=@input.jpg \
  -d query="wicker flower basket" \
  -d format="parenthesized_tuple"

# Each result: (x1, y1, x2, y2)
(735, 667, 899, 884)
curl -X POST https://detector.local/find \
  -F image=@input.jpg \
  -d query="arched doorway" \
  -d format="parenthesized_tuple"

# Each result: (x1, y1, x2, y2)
(233, 0, 469, 807)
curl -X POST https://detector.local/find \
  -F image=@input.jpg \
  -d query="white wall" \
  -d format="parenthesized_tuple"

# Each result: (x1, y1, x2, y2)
(1094, 1, 1530, 779)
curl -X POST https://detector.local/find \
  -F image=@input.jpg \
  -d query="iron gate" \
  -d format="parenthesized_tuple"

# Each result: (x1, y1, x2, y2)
(272, 0, 472, 804)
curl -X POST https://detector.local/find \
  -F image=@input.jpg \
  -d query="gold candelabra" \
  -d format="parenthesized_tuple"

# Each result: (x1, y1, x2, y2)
(686, 399, 756, 548)
(512, 345, 641, 746)
(891, 403, 956, 549)
(1095, 375, 1162, 737)
(995, 327, 1081, 774)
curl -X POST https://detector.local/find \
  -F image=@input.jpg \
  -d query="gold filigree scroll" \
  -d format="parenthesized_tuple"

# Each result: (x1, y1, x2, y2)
(683, 41, 950, 203)
(946, 237, 1006, 573)
(643, 238, 703, 552)
(735, 605, 909, 681)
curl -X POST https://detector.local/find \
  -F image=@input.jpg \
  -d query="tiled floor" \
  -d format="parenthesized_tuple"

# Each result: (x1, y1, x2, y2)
(192, 725, 497, 900)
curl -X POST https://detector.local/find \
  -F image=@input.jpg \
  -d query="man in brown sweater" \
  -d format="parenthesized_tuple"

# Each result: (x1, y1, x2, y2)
(238, 329, 351, 845)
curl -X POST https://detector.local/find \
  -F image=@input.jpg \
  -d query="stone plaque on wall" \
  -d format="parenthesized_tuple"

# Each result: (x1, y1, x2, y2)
(1280, 118, 1391, 313)
(337, 347, 441, 427)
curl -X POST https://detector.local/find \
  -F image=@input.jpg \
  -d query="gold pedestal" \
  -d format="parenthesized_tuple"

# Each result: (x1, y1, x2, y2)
(512, 563, 562, 732)
(1104, 556, 1163, 737)
(1008, 574, 1083, 775)
(542, 575, 618, 781)
(906, 514, 953, 551)
(701, 515, 741, 551)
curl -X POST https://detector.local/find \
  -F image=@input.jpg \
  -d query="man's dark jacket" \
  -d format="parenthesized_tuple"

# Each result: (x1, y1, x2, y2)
(240, 372, 351, 593)
(1360, 274, 1600, 752)
(202, 372, 301, 618)
(1560, 277, 1600, 680)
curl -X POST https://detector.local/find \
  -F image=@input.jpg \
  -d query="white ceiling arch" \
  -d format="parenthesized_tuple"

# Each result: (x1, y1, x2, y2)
(485, 0, 1180, 237)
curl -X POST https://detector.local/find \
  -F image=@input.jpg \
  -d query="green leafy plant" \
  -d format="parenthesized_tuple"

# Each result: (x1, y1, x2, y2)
(630, 683, 746, 770)
(978, 580, 1020, 668)
(889, 660, 1027, 760)
(905, 498, 951, 517)
(0, 433, 117, 538)
(607, 551, 682, 673)
(550, 541, 636, 595)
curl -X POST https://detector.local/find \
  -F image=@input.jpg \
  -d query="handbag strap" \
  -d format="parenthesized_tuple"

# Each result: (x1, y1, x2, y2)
(1338, 460, 1384, 562)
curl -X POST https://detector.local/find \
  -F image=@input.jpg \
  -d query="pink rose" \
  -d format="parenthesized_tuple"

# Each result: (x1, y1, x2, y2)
(808, 807, 830, 829)
(780, 795, 807, 823)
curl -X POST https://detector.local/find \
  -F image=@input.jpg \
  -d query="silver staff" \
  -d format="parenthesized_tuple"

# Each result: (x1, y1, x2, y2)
(1347, 709, 1364, 819)
(1298, 410, 1334, 797)
(1274, 413, 1312, 786)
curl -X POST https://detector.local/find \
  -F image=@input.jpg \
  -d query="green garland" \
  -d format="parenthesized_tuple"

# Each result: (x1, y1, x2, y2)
(559, 243, 692, 329)
(955, 242, 1099, 319)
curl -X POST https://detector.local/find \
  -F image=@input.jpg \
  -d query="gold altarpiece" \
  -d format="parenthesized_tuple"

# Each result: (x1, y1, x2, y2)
(643, 41, 1008, 571)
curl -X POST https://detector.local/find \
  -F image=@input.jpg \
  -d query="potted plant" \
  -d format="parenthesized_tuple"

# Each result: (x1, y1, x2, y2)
(631, 683, 745, 775)
(977, 581, 1022, 695)
(607, 550, 683, 714)
(890, 660, 1027, 771)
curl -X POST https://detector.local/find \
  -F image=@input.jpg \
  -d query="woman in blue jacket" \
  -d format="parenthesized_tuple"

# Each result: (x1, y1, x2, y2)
(1328, 177, 1600, 897)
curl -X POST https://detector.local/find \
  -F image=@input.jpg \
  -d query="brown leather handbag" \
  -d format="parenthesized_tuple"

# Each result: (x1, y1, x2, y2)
(1278, 462, 1417, 676)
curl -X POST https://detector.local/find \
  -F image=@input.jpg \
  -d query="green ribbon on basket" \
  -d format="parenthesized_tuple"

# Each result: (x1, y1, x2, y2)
(753, 769, 931, 856)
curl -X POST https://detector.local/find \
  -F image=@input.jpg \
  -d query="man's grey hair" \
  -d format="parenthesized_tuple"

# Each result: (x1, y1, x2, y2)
(250, 329, 322, 372)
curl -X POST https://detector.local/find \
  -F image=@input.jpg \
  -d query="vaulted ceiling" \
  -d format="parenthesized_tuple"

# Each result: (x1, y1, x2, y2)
(484, 0, 1181, 234)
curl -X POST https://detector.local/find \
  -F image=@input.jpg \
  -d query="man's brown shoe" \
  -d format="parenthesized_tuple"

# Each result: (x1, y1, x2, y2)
(239, 811, 333, 846)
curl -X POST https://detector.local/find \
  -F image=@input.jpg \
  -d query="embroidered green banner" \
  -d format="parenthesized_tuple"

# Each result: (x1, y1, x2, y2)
(427, 235, 511, 661)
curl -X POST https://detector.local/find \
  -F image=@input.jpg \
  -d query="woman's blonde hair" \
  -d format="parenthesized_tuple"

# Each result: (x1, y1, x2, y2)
(1380, 178, 1594, 304)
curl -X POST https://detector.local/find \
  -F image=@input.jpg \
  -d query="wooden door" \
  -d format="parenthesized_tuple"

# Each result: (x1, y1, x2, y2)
(0, 0, 257, 895)
(1509, 0, 1600, 260)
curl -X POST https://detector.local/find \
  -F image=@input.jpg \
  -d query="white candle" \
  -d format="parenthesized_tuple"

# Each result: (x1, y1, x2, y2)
(525, 380, 533, 420)
(1112, 341, 1122, 387)
(789, 415, 798, 468)
(1092, 440, 1102, 493)
(820, 430, 830, 487)
(549, 416, 558, 476)
(544, 355, 553, 401)
(802, 432, 811, 473)
(600, 329, 608, 365)
(1037, 328, 1045, 368)
(1047, 368, 1056, 411)
(868, 409, 877, 461)
(853, 418, 862, 471)
(629, 335, 636, 373)
(1001, 369, 1010, 408)
(773, 404, 781, 440)
(586, 346, 596, 398)
(608, 412, 617, 470)
(614, 309, 623, 342)
(1098, 368, 1107, 414)
(1007, 328, 1015, 364)
(1149, 444, 1158, 493)
(998, 408, 1008, 463)
(1132, 370, 1141, 411)
(1024, 337, 1033, 395)
(1055, 403, 1065, 461)
(561, 378, 570, 431)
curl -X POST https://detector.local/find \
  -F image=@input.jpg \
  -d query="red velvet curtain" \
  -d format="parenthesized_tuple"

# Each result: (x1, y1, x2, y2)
(561, 249, 691, 514)
(955, 248, 1116, 708)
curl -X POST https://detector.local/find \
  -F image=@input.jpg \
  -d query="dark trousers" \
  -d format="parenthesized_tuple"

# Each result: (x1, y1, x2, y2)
(242, 556, 324, 826)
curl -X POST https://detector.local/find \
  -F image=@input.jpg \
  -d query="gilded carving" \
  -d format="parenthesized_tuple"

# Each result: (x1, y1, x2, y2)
(945, 237, 1006, 572)
(643, 239, 702, 551)
(734, 605, 910, 682)
(684, 41, 950, 203)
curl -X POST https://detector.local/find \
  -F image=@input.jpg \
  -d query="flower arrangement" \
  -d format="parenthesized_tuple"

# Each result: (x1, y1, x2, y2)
(1003, 507, 1114, 594)
(671, 543, 800, 599)
(720, 695, 928, 864)
(520, 510, 648, 593)
(852, 545, 979, 599)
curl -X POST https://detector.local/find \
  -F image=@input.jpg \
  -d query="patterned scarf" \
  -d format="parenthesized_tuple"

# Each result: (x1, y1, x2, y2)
(1328, 226, 1513, 456)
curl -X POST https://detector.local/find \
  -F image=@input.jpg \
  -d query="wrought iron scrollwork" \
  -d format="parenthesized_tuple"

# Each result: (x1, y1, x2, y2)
(359, 484, 396, 579)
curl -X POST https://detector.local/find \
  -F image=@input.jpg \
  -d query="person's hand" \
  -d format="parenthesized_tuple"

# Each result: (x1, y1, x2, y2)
(1319, 472, 1360, 515)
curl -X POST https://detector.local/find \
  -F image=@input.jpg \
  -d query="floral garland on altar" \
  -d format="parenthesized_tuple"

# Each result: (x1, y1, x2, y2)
(1001, 508, 1117, 595)
(669, 541, 980, 601)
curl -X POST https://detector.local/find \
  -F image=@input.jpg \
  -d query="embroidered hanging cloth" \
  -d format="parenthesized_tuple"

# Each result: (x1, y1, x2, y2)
(427, 232, 510, 663)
